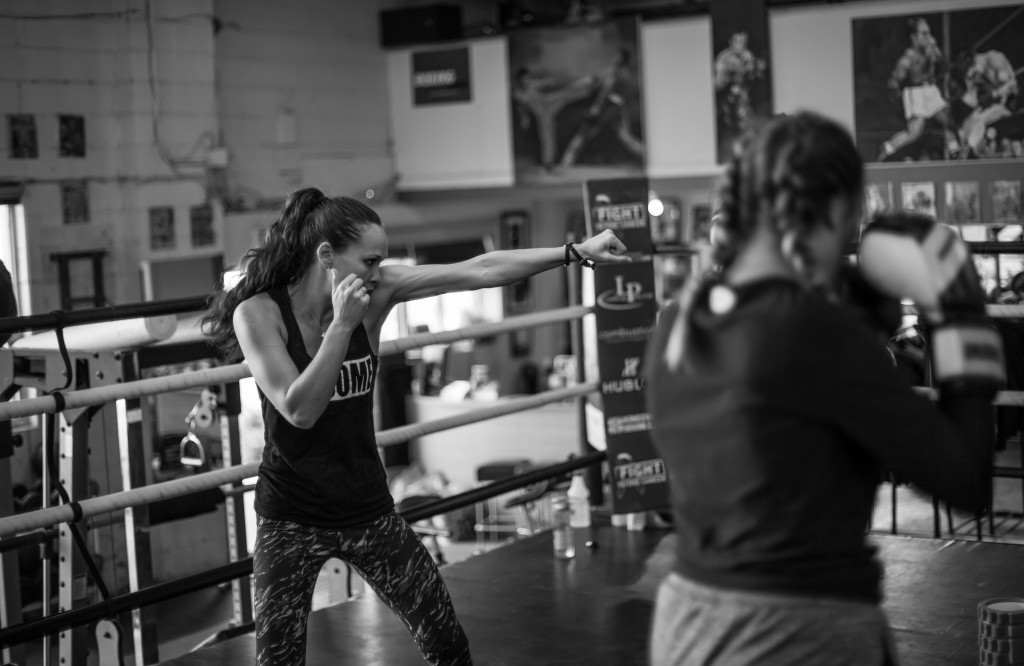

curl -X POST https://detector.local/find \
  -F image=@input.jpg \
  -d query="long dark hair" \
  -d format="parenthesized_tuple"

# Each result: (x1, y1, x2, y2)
(711, 111, 863, 272)
(201, 187, 382, 361)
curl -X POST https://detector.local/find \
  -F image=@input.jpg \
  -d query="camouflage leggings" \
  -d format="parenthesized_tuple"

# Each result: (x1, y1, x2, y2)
(254, 510, 472, 666)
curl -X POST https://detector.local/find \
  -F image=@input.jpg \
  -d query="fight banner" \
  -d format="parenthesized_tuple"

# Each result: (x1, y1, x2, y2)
(412, 47, 471, 106)
(583, 177, 669, 514)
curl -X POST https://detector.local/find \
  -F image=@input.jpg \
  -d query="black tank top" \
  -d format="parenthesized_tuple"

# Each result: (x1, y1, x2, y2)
(254, 287, 394, 527)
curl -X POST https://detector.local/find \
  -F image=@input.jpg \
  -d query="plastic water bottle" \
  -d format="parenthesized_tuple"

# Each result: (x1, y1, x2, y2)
(567, 473, 592, 528)
(552, 495, 575, 559)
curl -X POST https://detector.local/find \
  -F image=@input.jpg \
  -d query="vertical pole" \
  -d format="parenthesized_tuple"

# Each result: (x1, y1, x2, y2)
(56, 414, 90, 666)
(0, 418, 25, 666)
(115, 395, 159, 665)
(218, 382, 253, 628)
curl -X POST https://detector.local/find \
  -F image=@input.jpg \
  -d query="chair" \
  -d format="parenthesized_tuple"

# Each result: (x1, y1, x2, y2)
(504, 475, 567, 535)
(474, 459, 532, 551)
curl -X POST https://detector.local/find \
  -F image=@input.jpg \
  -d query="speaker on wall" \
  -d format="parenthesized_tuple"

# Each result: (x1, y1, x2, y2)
(379, 5, 463, 48)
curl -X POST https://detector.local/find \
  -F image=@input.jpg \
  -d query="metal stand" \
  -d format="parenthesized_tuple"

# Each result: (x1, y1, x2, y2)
(0, 335, 248, 665)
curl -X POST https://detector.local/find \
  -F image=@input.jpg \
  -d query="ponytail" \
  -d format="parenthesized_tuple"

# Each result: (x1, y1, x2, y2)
(200, 187, 382, 361)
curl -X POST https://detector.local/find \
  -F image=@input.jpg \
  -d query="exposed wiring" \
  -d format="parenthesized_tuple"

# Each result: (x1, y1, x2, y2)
(144, 0, 209, 174)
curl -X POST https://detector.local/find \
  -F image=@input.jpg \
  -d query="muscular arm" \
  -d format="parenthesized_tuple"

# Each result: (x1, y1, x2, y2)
(375, 230, 629, 306)
(234, 294, 355, 429)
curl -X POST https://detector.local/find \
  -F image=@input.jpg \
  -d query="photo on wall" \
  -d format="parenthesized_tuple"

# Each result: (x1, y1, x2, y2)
(508, 18, 644, 186)
(853, 5, 1024, 163)
(992, 180, 1022, 224)
(944, 181, 980, 224)
(710, 0, 772, 164)
(865, 182, 895, 217)
(901, 181, 936, 216)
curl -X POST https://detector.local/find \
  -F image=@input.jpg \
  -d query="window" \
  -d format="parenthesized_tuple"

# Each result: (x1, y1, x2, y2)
(379, 237, 504, 345)
(0, 202, 30, 317)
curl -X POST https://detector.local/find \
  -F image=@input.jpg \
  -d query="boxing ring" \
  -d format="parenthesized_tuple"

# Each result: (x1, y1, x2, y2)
(0, 294, 1024, 666)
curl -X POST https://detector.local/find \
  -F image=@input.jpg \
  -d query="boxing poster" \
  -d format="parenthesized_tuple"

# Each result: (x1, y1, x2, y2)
(710, 0, 773, 164)
(508, 18, 645, 186)
(583, 177, 669, 514)
(853, 5, 1024, 163)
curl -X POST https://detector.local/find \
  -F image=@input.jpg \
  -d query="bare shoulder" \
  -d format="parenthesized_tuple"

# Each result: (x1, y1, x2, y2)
(234, 292, 284, 337)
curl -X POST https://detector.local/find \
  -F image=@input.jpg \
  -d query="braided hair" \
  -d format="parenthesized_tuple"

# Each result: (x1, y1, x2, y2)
(201, 187, 382, 361)
(710, 111, 863, 274)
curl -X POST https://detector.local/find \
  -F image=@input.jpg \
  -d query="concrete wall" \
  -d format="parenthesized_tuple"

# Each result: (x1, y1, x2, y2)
(215, 0, 397, 264)
(0, 0, 220, 312)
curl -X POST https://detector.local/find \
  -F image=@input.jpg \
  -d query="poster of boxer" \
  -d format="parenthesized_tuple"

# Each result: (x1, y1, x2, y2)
(508, 18, 644, 186)
(710, 0, 773, 164)
(853, 5, 1024, 163)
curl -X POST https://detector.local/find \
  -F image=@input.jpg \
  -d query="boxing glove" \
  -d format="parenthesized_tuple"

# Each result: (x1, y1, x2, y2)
(858, 211, 1005, 395)
(839, 262, 903, 340)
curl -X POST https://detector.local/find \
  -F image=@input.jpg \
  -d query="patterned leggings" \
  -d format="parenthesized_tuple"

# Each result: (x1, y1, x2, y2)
(254, 510, 472, 666)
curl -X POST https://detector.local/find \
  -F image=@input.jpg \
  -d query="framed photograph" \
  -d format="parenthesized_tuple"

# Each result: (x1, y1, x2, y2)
(508, 18, 644, 185)
(58, 114, 86, 157)
(8, 114, 38, 159)
(149, 206, 176, 251)
(853, 5, 1024, 163)
(944, 181, 979, 224)
(190, 204, 215, 247)
(901, 182, 936, 217)
(649, 197, 683, 246)
(865, 182, 894, 217)
(692, 203, 713, 242)
(61, 180, 89, 225)
(992, 180, 1022, 225)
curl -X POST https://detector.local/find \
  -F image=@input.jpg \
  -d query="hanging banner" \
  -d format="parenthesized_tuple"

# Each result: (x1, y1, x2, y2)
(583, 177, 668, 514)
(710, 0, 773, 164)
(412, 47, 471, 106)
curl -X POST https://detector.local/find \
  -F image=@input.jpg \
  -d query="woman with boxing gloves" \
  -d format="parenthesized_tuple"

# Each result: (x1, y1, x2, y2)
(201, 188, 630, 666)
(645, 111, 1002, 665)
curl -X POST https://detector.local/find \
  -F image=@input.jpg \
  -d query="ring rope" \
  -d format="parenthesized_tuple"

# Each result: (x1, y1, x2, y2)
(0, 382, 598, 539)
(382, 305, 594, 356)
(376, 381, 597, 447)
(0, 305, 595, 423)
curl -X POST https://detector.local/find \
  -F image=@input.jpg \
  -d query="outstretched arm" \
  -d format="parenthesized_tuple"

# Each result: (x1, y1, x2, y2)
(378, 229, 629, 305)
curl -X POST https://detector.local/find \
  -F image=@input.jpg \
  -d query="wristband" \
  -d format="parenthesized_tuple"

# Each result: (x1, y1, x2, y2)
(930, 322, 1006, 386)
(564, 243, 595, 270)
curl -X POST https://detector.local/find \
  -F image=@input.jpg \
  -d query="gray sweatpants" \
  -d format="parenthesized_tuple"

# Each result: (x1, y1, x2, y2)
(650, 572, 897, 666)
